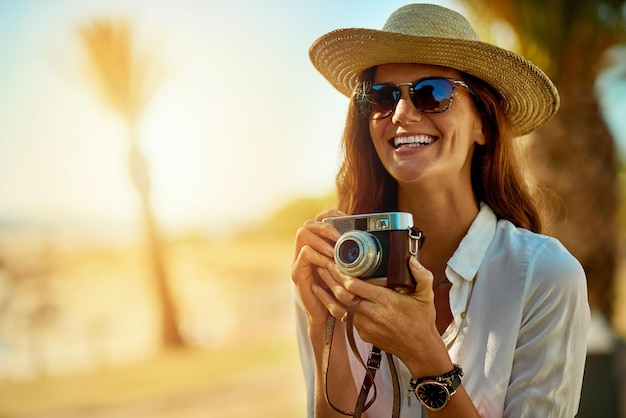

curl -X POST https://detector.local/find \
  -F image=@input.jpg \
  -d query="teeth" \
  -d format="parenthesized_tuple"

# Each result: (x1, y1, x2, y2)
(393, 135, 435, 148)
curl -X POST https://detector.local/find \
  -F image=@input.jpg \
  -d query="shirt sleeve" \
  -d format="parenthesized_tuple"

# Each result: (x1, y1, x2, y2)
(504, 237, 590, 417)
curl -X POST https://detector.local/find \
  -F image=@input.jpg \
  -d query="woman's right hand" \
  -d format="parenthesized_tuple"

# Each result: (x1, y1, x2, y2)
(291, 209, 346, 328)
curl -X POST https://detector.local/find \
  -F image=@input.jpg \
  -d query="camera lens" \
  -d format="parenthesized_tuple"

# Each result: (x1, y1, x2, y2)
(334, 230, 381, 278)
(338, 239, 361, 264)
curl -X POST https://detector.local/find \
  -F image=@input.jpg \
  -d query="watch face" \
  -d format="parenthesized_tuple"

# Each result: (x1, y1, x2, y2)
(416, 381, 450, 411)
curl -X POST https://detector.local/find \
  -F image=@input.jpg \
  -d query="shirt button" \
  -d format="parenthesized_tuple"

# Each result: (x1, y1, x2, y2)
(460, 312, 466, 319)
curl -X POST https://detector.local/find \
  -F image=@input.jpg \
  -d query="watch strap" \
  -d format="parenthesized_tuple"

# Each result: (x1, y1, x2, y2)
(409, 364, 464, 390)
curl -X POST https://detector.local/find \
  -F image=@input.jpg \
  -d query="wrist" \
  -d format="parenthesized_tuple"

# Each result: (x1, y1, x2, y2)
(400, 333, 453, 377)
(409, 364, 464, 411)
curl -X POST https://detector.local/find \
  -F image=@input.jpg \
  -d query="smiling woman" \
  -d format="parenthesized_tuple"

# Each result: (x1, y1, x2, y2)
(292, 4, 590, 417)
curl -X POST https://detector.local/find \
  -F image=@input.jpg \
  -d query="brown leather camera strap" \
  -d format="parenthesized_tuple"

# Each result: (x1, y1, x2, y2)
(322, 296, 401, 417)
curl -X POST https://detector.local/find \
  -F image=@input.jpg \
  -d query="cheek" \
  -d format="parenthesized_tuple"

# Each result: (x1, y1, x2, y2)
(369, 119, 389, 146)
(460, 98, 485, 144)
(445, 104, 485, 145)
(369, 119, 380, 138)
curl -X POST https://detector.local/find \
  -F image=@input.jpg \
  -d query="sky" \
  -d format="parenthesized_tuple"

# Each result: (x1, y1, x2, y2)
(0, 0, 623, 237)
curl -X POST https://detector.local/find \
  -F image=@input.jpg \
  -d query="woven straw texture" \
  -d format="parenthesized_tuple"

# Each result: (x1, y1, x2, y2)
(309, 4, 559, 137)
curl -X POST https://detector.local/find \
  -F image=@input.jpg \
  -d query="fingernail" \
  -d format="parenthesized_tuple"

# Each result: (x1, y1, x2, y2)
(410, 257, 423, 269)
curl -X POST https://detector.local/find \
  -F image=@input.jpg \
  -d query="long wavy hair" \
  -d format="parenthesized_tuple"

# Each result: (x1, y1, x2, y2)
(335, 67, 547, 233)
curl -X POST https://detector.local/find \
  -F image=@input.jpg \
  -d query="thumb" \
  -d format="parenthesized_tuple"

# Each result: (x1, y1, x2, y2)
(409, 257, 434, 301)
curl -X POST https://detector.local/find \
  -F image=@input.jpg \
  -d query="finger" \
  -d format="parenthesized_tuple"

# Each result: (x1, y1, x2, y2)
(312, 282, 347, 320)
(329, 264, 390, 302)
(317, 265, 355, 307)
(293, 223, 339, 262)
(291, 248, 336, 324)
(301, 218, 342, 241)
(409, 257, 434, 301)
(291, 245, 333, 285)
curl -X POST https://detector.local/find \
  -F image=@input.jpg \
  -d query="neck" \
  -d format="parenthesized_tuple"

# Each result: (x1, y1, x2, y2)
(397, 182, 480, 276)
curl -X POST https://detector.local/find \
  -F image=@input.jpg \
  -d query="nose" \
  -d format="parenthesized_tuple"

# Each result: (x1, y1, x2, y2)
(390, 86, 421, 125)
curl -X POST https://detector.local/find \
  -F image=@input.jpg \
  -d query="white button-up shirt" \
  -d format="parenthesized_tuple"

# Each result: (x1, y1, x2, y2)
(296, 204, 590, 417)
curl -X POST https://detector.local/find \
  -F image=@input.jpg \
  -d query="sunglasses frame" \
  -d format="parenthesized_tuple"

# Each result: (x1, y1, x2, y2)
(354, 77, 473, 120)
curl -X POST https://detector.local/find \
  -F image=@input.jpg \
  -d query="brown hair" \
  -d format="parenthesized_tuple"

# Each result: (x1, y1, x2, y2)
(335, 68, 546, 233)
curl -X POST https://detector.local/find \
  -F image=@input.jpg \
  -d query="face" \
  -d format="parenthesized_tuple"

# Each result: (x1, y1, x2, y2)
(368, 63, 485, 192)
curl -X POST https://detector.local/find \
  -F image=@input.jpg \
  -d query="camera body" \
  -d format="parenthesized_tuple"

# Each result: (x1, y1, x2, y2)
(323, 212, 420, 294)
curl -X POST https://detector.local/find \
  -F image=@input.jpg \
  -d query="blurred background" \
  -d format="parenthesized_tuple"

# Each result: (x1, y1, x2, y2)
(0, 0, 624, 417)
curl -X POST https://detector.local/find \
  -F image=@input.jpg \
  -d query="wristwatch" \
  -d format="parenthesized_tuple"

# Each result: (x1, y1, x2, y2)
(409, 364, 463, 411)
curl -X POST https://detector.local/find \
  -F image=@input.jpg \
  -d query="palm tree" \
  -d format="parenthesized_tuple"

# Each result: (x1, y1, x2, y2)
(77, 19, 183, 347)
(464, 0, 624, 323)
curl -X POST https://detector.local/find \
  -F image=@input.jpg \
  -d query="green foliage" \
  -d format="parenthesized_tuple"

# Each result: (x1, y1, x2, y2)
(465, 0, 626, 81)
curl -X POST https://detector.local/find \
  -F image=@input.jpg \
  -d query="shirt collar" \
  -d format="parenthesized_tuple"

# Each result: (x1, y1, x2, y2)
(447, 203, 497, 282)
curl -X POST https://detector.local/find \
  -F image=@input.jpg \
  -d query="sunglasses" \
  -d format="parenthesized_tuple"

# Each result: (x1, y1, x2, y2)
(354, 77, 473, 120)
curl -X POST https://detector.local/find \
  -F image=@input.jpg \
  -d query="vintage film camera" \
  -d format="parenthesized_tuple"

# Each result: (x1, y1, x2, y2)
(323, 212, 423, 294)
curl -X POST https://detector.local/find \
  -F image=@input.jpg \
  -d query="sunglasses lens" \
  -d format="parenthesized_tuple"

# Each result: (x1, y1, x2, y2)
(354, 84, 398, 119)
(368, 84, 399, 119)
(413, 79, 454, 112)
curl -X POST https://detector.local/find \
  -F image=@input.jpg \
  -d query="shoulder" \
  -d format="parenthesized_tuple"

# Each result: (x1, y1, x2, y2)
(492, 219, 586, 295)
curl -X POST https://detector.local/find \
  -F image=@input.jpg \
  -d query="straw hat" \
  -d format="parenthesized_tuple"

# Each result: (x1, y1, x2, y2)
(309, 3, 559, 136)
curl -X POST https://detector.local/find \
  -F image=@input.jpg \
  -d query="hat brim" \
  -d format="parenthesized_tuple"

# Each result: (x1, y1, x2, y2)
(310, 28, 559, 137)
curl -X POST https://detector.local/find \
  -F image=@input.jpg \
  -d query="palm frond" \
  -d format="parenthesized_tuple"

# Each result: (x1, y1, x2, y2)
(77, 19, 163, 123)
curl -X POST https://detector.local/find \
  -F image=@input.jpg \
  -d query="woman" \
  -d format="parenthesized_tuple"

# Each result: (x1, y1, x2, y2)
(292, 4, 590, 417)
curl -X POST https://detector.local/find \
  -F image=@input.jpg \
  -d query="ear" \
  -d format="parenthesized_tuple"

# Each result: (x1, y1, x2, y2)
(472, 115, 486, 146)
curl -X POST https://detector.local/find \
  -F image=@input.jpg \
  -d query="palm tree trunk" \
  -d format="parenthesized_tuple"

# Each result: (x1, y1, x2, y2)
(128, 129, 184, 347)
(531, 83, 618, 319)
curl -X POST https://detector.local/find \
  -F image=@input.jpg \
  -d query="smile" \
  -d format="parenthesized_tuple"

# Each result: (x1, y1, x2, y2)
(392, 135, 436, 149)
